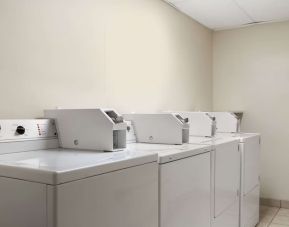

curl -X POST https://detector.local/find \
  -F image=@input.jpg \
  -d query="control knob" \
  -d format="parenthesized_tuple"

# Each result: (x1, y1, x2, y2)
(16, 126, 25, 135)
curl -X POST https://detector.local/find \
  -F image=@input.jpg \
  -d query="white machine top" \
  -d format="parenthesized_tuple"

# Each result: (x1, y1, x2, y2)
(215, 132, 260, 143)
(189, 136, 239, 146)
(127, 143, 212, 164)
(0, 148, 157, 185)
(0, 119, 157, 185)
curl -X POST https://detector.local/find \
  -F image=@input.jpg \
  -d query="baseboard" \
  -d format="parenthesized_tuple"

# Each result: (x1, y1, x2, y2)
(281, 200, 289, 209)
(261, 198, 289, 208)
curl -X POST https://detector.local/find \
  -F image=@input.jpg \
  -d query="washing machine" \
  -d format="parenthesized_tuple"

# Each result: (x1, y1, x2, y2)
(189, 136, 241, 227)
(211, 112, 260, 227)
(172, 111, 241, 227)
(127, 140, 212, 227)
(216, 133, 260, 227)
(0, 119, 158, 227)
(176, 111, 260, 227)
(124, 114, 212, 227)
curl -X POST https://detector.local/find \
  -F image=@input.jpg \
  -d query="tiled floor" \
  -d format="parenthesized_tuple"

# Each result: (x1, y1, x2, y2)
(258, 206, 289, 226)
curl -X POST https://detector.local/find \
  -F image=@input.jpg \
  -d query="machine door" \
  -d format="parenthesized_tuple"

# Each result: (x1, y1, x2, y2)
(160, 152, 211, 227)
(243, 136, 260, 195)
(56, 162, 158, 227)
(214, 141, 240, 218)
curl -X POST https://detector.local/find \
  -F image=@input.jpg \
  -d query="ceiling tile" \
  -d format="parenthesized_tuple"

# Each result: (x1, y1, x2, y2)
(166, 0, 252, 29)
(236, 0, 289, 22)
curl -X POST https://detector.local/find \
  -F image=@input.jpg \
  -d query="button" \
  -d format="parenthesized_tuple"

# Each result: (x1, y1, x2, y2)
(16, 126, 25, 135)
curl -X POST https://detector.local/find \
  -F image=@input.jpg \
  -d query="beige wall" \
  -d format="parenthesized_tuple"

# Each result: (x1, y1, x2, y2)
(213, 21, 289, 200)
(2, 0, 289, 204)
(0, 0, 213, 118)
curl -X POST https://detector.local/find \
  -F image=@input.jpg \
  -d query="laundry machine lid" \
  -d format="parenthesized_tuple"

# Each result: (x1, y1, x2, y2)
(216, 132, 260, 143)
(189, 136, 239, 146)
(127, 143, 212, 164)
(0, 149, 157, 185)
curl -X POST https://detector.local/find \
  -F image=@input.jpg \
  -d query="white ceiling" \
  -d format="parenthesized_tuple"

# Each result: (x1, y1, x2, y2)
(165, 0, 289, 30)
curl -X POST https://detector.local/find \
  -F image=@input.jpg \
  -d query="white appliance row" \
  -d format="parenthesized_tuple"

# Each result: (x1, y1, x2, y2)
(0, 109, 260, 227)
(125, 113, 242, 227)
(175, 111, 261, 227)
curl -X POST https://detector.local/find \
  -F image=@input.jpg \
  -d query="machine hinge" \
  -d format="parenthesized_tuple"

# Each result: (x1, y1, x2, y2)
(238, 144, 240, 151)
(259, 137, 261, 145)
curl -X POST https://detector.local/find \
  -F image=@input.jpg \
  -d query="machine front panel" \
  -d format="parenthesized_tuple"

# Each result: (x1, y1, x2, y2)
(160, 152, 211, 227)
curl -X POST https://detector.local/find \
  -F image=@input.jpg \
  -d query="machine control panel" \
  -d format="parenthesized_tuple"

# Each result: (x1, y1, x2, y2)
(0, 119, 57, 142)
(44, 108, 127, 152)
(123, 113, 190, 145)
(105, 110, 124, 124)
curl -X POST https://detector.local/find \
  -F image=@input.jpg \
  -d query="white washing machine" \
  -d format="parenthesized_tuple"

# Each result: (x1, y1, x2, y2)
(176, 111, 261, 227)
(0, 119, 158, 227)
(172, 112, 241, 227)
(216, 133, 260, 227)
(123, 115, 212, 227)
(189, 136, 241, 227)
(211, 112, 260, 227)
(127, 142, 212, 227)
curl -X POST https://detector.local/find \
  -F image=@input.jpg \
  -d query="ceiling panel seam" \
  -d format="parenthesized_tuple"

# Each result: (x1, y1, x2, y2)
(233, 0, 256, 22)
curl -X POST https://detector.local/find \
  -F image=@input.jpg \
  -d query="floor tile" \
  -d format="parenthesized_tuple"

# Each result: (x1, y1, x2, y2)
(260, 206, 279, 216)
(259, 206, 280, 224)
(281, 201, 289, 209)
(278, 208, 289, 217)
(270, 224, 289, 227)
(257, 222, 269, 227)
(257, 206, 289, 227)
(272, 215, 289, 225)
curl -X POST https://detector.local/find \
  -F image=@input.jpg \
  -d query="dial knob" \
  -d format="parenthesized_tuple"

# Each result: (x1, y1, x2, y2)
(16, 126, 25, 135)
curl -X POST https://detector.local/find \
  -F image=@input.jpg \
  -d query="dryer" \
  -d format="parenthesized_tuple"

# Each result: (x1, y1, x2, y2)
(0, 119, 158, 227)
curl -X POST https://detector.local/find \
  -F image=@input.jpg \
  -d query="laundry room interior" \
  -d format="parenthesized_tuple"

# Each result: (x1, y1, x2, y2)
(0, 0, 288, 227)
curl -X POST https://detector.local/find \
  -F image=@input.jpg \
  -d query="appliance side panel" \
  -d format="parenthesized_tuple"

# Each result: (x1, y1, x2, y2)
(212, 199, 239, 227)
(159, 152, 211, 227)
(240, 143, 245, 227)
(243, 185, 260, 227)
(0, 177, 47, 227)
(214, 141, 240, 218)
(211, 149, 215, 227)
(244, 137, 261, 194)
(47, 185, 57, 227)
(56, 162, 158, 227)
